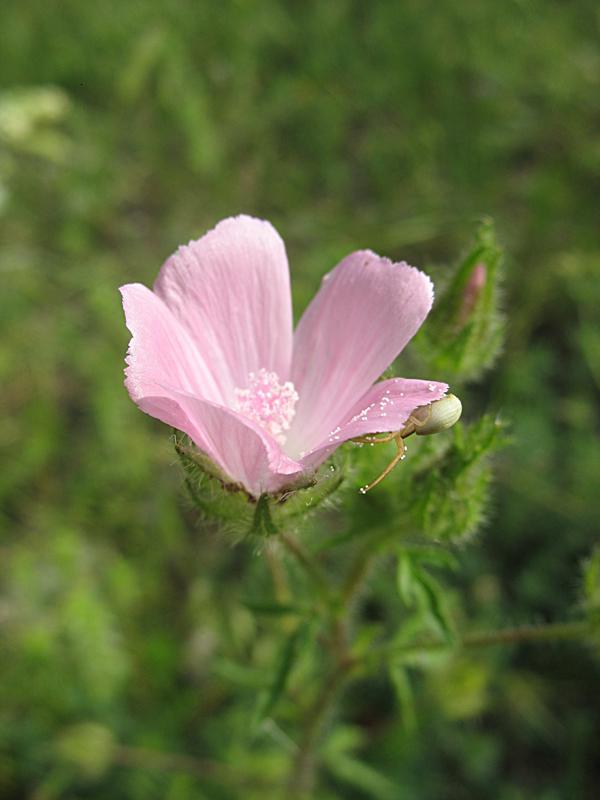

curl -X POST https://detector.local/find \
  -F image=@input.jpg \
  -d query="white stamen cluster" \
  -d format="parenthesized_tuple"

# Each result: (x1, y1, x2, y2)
(234, 368, 299, 445)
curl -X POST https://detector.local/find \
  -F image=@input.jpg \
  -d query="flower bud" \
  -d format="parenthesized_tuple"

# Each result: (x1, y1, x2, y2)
(458, 263, 486, 325)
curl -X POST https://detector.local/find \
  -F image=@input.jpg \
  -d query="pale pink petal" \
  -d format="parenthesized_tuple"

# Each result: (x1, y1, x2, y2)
(126, 383, 303, 498)
(299, 378, 448, 471)
(154, 215, 293, 401)
(287, 252, 434, 456)
(120, 283, 223, 404)
(121, 283, 302, 496)
(150, 389, 304, 497)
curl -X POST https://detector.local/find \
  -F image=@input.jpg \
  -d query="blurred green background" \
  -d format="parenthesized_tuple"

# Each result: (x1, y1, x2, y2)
(1, 1, 600, 798)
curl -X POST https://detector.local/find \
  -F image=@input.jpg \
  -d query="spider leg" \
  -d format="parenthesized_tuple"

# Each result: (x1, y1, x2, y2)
(360, 433, 407, 493)
(351, 431, 398, 445)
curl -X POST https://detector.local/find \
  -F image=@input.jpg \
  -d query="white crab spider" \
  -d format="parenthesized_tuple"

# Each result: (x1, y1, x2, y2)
(354, 393, 463, 493)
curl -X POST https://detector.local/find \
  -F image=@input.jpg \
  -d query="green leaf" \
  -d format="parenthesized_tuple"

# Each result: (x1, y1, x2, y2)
(396, 553, 417, 606)
(400, 545, 460, 570)
(582, 546, 600, 612)
(213, 658, 266, 688)
(253, 623, 308, 726)
(323, 751, 399, 800)
(412, 566, 455, 643)
(396, 552, 455, 643)
(389, 664, 417, 732)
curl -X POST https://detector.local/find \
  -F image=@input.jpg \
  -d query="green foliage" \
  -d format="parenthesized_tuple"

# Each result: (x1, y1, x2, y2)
(582, 547, 600, 631)
(322, 733, 399, 800)
(252, 622, 309, 727)
(407, 414, 507, 542)
(396, 548, 456, 642)
(56, 723, 116, 779)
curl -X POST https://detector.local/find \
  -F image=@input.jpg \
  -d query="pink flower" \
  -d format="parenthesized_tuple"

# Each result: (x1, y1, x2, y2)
(120, 216, 447, 497)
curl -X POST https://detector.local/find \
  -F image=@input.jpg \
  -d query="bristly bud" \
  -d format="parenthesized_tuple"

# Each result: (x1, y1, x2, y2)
(412, 219, 504, 384)
(458, 263, 486, 326)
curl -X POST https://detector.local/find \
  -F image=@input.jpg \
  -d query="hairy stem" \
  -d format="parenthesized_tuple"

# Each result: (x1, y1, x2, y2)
(283, 532, 373, 796)
(279, 531, 331, 602)
(461, 619, 592, 648)
(369, 619, 594, 665)
(289, 659, 354, 798)
(339, 534, 384, 607)
(265, 541, 291, 605)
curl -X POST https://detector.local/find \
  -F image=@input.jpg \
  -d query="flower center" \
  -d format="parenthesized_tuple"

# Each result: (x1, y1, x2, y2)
(233, 368, 299, 445)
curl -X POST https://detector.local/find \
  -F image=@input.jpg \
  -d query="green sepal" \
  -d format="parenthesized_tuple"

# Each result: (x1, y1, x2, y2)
(250, 494, 279, 537)
(270, 453, 346, 523)
(174, 430, 346, 539)
(173, 430, 257, 539)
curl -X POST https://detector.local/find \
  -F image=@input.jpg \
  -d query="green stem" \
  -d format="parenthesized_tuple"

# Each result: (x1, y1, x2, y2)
(339, 529, 387, 607)
(461, 620, 591, 648)
(265, 541, 291, 605)
(369, 619, 593, 665)
(288, 642, 356, 797)
(279, 531, 331, 602)
(336, 521, 409, 629)
(285, 531, 375, 796)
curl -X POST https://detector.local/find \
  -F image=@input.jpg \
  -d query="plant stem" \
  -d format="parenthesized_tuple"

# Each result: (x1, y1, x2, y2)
(265, 541, 291, 605)
(461, 619, 592, 648)
(288, 649, 355, 797)
(339, 531, 386, 607)
(279, 531, 331, 602)
(284, 530, 374, 796)
(369, 619, 594, 665)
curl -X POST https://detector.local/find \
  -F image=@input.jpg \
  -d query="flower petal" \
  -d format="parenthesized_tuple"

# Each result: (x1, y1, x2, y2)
(153, 215, 294, 401)
(120, 282, 223, 404)
(299, 378, 448, 470)
(160, 389, 304, 497)
(121, 283, 302, 496)
(128, 382, 304, 498)
(287, 251, 435, 456)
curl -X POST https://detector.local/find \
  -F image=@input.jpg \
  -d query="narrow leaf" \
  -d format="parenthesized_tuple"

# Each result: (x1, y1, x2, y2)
(412, 566, 455, 644)
(389, 664, 417, 733)
(253, 623, 307, 726)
